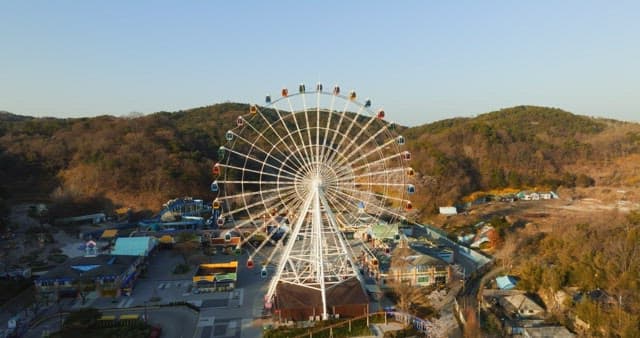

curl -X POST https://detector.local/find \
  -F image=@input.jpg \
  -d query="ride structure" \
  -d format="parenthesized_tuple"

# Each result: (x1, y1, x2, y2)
(211, 83, 414, 320)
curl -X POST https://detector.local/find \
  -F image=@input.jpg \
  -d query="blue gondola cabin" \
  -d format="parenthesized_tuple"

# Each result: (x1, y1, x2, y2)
(210, 181, 219, 193)
(225, 131, 234, 141)
(407, 184, 415, 194)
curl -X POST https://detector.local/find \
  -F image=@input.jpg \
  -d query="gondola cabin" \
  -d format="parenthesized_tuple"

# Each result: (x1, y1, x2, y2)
(397, 135, 405, 145)
(223, 231, 231, 241)
(405, 201, 413, 211)
(402, 151, 411, 161)
(388, 122, 396, 130)
(357, 201, 365, 210)
(265, 95, 271, 104)
(349, 90, 356, 100)
(212, 163, 221, 176)
(246, 259, 254, 269)
(261, 267, 267, 278)
(225, 131, 234, 141)
(372, 259, 379, 267)
(281, 88, 288, 97)
(406, 167, 415, 177)
(217, 147, 225, 160)
(316, 83, 323, 92)
(377, 110, 385, 120)
(250, 104, 257, 114)
(218, 217, 226, 227)
(210, 181, 219, 193)
(333, 85, 340, 95)
(299, 84, 305, 93)
(234, 246, 242, 256)
(212, 200, 221, 209)
(270, 208, 277, 216)
(407, 184, 416, 194)
(236, 117, 244, 127)
(364, 99, 372, 108)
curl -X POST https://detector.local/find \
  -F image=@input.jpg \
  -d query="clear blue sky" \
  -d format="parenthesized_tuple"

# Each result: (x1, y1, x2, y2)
(1, 1, 638, 126)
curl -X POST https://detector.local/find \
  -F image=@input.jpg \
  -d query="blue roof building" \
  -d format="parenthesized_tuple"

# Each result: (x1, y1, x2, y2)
(496, 275, 517, 290)
(111, 237, 157, 257)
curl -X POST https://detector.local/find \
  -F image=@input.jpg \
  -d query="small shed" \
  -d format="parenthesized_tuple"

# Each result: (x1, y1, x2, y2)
(439, 206, 458, 216)
(111, 237, 157, 257)
(496, 275, 517, 290)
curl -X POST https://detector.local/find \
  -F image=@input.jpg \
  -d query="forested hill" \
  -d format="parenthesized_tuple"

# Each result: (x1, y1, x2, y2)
(1, 104, 639, 220)
(406, 105, 640, 217)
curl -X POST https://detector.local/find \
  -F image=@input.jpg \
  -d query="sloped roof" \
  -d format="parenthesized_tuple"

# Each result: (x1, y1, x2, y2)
(276, 277, 368, 310)
(370, 223, 398, 239)
(111, 237, 157, 256)
(38, 255, 138, 282)
(496, 275, 517, 290)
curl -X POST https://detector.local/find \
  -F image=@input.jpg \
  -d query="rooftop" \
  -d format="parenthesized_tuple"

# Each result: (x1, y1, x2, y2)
(38, 255, 139, 282)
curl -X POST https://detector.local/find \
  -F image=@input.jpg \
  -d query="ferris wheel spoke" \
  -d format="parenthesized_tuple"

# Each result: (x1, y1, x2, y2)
(323, 106, 367, 167)
(334, 166, 407, 185)
(324, 108, 380, 165)
(240, 120, 307, 175)
(338, 181, 406, 188)
(336, 184, 407, 204)
(254, 105, 309, 171)
(299, 91, 316, 164)
(282, 98, 314, 170)
(318, 91, 339, 166)
(343, 137, 398, 168)
(247, 198, 304, 260)
(217, 180, 295, 186)
(215, 185, 295, 203)
(220, 149, 301, 181)
(331, 188, 407, 220)
(322, 97, 351, 164)
(330, 124, 392, 169)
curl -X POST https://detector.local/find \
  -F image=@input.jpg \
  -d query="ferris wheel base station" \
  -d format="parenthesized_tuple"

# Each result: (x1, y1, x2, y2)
(273, 278, 368, 321)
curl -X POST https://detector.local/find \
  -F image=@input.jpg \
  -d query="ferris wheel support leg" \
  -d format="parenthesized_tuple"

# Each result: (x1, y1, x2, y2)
(265, 189, 315, 304)
(313, 185, 329, 320)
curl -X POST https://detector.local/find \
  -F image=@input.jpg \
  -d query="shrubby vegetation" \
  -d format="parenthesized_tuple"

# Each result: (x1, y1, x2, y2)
(511, 211, 640, 336)
(1, 105, 639, 221)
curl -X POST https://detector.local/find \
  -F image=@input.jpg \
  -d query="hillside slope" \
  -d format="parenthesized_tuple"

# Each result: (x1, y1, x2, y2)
(406, 105, 640, 219)
(1, 104, 639, 219)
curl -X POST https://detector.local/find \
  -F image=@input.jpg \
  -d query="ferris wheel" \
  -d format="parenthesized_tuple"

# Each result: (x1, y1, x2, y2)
(210, 83, 415, 319)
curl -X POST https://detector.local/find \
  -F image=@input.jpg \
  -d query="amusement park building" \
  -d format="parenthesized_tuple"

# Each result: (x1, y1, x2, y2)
(110, 236, 157, 257)
(35, 254, 143, 299)
(385, 251, 451, 287)
(274, 277, 369, 322)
